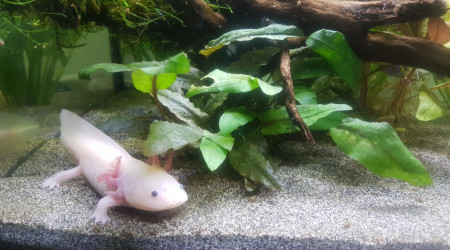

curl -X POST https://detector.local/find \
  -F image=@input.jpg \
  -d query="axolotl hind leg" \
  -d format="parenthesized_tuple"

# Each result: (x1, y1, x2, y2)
(41, 166, 82, 189)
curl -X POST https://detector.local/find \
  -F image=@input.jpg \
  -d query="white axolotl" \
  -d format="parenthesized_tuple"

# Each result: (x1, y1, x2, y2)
(42, 109, 188, 223)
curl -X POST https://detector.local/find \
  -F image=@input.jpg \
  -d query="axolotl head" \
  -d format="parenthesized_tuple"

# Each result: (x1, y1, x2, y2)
(120, 159, 188, 212)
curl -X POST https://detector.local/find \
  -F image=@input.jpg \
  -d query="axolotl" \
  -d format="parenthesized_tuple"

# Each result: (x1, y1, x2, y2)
(42, 109, 188, 223)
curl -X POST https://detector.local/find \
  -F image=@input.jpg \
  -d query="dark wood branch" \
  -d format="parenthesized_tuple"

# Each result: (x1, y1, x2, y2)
(295, 0, 450, 76)
(297, 0, 447, 34)
(167, 0, 227, 34)
(2, 0, 449, 76)
(279, 41, 315, 144)
(357, 33, 450, 76)
(211, 0, 449, 76)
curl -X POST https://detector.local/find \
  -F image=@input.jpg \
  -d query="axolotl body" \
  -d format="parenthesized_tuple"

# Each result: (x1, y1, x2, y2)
(42, 109, 188, 223)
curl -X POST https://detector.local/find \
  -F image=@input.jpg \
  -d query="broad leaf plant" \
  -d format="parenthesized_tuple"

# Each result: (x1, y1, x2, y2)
(80, 21, 450, 190)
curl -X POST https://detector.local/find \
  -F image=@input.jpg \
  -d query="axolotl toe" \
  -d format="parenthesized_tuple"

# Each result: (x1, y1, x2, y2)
(42, 109, 188, 223)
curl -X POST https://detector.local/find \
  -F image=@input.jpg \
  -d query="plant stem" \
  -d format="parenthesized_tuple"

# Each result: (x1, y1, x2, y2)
(151, 75, 168, 120)
(359, 63, 370, 110)
(108, 29, 125, 91)
(390, 67, 417, 124)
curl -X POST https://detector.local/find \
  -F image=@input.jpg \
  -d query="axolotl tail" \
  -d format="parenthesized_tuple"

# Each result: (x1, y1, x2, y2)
(60, 109, 130, 164)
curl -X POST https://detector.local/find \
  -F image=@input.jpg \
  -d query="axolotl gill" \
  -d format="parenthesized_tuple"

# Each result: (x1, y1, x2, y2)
(42, 109, 188, 223)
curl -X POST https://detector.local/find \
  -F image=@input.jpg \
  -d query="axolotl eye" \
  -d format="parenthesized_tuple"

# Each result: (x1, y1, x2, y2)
(151, 191, 158, 197)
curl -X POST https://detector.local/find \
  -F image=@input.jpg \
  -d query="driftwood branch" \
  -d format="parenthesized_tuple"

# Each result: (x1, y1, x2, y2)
(294, 0, 450, 76)
(2, 0, 449, 75)
(295, 0, 447, 34)
(279, 41, 315, 143)
(204, 0, 450, 76)
(167, 0, 226, 35)
(358, 33, 450, 76)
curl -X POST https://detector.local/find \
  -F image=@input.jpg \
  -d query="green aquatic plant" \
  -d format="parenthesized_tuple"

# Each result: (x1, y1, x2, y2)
(80, 23, 446, 190)
(0, 15, 81, 105)
(364, 17, 450, 123)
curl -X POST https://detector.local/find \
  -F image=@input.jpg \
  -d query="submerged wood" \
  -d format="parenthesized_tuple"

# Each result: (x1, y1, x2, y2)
(218, 0, 450, 76)
(2, 0, 449, 75)
(279, 41, 315, 144)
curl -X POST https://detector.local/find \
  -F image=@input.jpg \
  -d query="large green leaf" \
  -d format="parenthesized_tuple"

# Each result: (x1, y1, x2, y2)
(142, 121, 202, 156)
(200, 137, 229, 171)
(200, 24, 303, 57)
(229, 138, 281, 190)
(200, 131, 234, 171)
(131, 71, 178, 93)
(186, 69, 281, 97)
(294, 87, 317, 104)
(291, 57, 333, 80)
(306, 30, 363, 90)
(203, 131, 234, 151)
(79, 52, 190, 92)
(329, 118, 432, 186)
(259, 103, 352, 135)
(131, 53, 190, 93)
(219, 107, 257, 135)
(78, 61, 154, 80)
(203, 92, 229, 116)
(415, 86, 444, 121)
(157, 89, 210, 127)
(138, 52, 190, 76)
(226, 47, 280, 75)
(309, 111, 348, 131)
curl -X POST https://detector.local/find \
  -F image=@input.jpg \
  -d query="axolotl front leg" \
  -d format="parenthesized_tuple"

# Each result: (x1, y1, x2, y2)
(90, 156, 128, 223)
(42, 156, 127, 224)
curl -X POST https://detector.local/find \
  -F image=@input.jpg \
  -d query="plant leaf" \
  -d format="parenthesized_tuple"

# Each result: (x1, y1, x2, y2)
(427, 17, 450, 44)
(309, 111, 348, 131)
(142, 121, 202, 156)
(131, 53, 190, 93)
(200, 131, 234, 171)
(138, 52, 190, 75)
(229, 140, 281, 190)
(226, 47, 280, 75)
(259, 103, 352, 135)
(131, 71, 178, 93)
(429, 82, 450, 91)
(204, 92, 229, 116)
(157, 89, 210, 127)
(291, 57, 333, 80)
(79, 63, 142, 80)
(186, 69, 281, 97)
(306, 29, 363, 90)
(201, 24, 303, 57)
(258, 78, 283, 95)
(416, 90, 444, 121)
(294, 86, 317, 104)
(200, 137, 229, 171)
(329, 118, 432, 186)
(203, 130, 234, 151)
(78, 53, 189, 81)
(219, 107, 257, 135)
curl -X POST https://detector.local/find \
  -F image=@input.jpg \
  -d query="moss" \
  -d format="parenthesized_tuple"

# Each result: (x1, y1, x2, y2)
(1, 0, 181, 38)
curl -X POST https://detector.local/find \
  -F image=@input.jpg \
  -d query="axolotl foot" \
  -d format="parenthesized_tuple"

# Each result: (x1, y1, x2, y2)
(41, 177, 61, 189)
(90, 195, 123, 224)
(41, 166, 83, 189)
(89, 210, 111, 224)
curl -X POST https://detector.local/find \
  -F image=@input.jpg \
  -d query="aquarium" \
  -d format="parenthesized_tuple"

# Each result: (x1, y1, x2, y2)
(0, 1, 449, 249)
